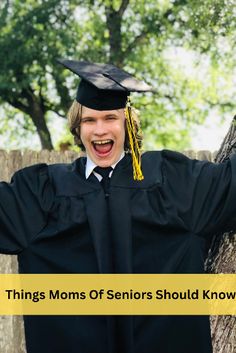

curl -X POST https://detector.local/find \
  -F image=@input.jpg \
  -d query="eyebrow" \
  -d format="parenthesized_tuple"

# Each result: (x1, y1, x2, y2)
(81, 113, 119, 119)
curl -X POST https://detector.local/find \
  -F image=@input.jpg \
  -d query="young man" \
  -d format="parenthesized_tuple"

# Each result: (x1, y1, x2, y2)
(0, 59, 236, 353)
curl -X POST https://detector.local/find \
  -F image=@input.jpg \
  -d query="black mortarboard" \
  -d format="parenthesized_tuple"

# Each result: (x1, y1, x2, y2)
(57, 59, 152, 110)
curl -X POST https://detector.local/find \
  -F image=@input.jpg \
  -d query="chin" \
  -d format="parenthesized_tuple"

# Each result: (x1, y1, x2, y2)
(96, 159, 114, 168)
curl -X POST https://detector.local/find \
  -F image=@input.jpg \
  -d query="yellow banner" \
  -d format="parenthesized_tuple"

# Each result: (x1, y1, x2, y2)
(0, 274, 235, 315)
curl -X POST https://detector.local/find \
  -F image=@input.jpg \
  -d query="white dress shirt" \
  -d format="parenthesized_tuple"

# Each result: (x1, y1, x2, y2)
(85, 152, 125, 181)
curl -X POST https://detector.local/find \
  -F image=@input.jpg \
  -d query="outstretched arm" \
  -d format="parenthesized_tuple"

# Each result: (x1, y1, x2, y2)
(0, 164, 54, 254)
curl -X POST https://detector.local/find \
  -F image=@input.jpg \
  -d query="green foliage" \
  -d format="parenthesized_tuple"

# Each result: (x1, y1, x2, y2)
(0, 0, 76, 106)
(0, 104, 39, 150)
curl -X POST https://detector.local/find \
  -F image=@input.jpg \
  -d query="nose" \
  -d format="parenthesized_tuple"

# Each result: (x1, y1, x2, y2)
(94, 119, 107, 136)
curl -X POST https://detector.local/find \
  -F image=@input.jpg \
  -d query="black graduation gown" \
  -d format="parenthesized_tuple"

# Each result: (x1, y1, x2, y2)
(0, 150, 236, 353)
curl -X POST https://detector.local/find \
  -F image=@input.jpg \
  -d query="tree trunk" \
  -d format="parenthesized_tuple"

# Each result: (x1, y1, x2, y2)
(105, 1, 130, 67)
(24, 88, 54, 150)
(206, 115, 236, 353)
(29, 106, 53, 150)
(8, 87, 54, 150)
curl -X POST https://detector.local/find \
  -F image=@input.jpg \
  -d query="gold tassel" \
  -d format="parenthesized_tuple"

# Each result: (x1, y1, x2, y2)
(124, 97, 144, 181)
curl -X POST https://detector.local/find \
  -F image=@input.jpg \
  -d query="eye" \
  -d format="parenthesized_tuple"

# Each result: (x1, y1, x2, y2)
(81, 117, 95, 123)
(106, 115, 117, 120)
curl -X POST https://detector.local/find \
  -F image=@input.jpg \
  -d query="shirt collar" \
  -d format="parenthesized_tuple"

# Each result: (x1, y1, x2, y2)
(85, 151, 125, 179)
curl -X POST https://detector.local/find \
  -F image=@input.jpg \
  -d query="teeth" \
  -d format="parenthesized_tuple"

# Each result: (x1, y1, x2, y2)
(93, 140, 112, 145)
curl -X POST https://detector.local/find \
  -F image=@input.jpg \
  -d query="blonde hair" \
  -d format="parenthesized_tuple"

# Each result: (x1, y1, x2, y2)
(67, 100, 143, 152)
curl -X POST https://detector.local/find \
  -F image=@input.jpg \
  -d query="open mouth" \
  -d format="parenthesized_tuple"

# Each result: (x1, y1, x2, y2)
(92, 139, 114, 155)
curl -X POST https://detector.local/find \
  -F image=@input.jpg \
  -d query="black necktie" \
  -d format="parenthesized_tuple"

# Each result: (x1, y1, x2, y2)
(94, 166, 113, 196)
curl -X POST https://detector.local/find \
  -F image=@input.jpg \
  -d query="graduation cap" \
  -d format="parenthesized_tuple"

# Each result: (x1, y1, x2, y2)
(58, 59, 153, 180)
(57, 59, 152, 110)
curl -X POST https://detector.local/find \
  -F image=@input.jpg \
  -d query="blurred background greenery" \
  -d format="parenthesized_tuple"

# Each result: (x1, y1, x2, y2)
(0, 0, 235, 151)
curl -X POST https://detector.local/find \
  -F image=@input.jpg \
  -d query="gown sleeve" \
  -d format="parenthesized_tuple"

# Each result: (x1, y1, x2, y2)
(162, 150, 236, 238)
(0, 164, 54, 254)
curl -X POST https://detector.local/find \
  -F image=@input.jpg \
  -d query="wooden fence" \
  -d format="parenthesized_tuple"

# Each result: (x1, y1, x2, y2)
(0, 149, 234, 353)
